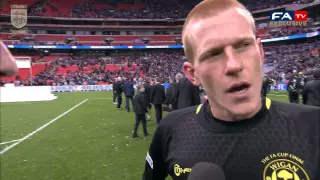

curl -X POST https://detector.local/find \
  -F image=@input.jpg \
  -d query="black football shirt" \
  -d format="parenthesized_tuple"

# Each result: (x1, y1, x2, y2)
(142, 97, 320, 180)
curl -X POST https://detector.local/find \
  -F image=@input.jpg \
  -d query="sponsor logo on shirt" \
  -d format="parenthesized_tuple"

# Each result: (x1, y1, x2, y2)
(146, 152, 153, 169)
(261, 152, 310, 180)
(174, 164, 192, 177)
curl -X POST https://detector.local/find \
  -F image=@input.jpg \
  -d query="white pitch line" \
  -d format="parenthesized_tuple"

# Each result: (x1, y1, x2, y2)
(268, 94, 302, 98)
(0, 99, 89, 155)
(0, 139, 21, 145)
(92, 98, 112, 100)
(268, 94, 288, 97)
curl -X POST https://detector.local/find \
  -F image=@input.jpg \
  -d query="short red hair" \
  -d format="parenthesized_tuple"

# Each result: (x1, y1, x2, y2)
(182, 0, 255, 63)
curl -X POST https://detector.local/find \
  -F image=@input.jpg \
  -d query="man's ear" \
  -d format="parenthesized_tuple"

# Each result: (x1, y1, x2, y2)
(256, 38, 265, 65)
(183, 62, 201, 86)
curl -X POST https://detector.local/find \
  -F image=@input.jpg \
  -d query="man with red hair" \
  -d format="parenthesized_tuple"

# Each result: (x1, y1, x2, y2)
(142, 0, 320, 179)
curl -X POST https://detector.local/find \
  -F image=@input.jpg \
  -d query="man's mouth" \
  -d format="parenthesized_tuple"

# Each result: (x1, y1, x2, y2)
(227, 82, 250, 94)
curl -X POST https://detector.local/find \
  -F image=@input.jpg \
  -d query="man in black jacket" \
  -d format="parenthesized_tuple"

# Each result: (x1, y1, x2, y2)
(132, 84, 150, 138)
(176, 77, 201, 109)
(113, 77, 123, 109)
(151, 78, 166, 124)
(123, 78, 135, 112)
(303, 69, 320, 107)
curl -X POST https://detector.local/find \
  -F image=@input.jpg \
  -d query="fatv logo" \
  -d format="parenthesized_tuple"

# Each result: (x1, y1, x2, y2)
(269, 11, 308, 26)
(270, 11, 308, 21)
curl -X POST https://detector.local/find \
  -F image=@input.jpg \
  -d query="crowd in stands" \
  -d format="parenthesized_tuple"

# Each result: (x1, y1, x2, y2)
(268, 27, 319, 38)
(26, 0, 317, 19)
(2, 37, 319, 87)
(264, 40, 320, 81)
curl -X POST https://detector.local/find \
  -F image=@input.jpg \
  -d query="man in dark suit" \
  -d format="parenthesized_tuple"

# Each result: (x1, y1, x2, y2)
(113, 77, 123, 109)
(123, 78, 135, 112)
(150, 78, 165, 124)
(303, 69, 320, 107)
(176, 76, 201, 109)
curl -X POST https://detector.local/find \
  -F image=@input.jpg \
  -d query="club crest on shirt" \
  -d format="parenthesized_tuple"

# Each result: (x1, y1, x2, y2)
(261, 152, 310, 180)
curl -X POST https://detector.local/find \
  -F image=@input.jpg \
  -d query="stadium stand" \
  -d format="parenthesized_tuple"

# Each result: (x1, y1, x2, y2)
(1, 0, 316, 18)
(0, 0, 319, 88)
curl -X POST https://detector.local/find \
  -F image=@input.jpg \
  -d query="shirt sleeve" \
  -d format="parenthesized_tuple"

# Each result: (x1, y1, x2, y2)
(142, 127, 167, 180)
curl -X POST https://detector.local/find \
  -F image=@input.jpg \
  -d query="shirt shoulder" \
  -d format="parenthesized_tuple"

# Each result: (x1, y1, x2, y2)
(271, 101, 320, 131)
(272, 101, 320, 118)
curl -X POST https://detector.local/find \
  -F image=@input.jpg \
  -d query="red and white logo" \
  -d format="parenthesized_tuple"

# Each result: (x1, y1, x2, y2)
(294, 11, 308, 21)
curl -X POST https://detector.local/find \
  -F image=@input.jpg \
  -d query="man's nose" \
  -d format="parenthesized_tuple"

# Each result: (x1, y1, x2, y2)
(224, 49, 243, 75)
(0, 41, 18, 77)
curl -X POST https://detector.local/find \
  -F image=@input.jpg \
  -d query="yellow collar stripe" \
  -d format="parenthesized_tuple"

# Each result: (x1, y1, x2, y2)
(196, 104, 203, 115)
(265, 97, 271, 110)
(196, 97, 271, 115)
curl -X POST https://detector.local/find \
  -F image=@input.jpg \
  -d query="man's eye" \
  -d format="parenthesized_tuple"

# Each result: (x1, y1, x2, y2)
(235, 41, 251, 50)
(210, 49, 223, 57)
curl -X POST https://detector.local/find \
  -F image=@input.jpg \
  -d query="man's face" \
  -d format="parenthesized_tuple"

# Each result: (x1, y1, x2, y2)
(183, 8, 264, 119)
(140, 87, 145, 92)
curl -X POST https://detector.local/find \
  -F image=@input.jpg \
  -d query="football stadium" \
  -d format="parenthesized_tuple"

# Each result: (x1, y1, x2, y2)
(0, 0, 319, 180)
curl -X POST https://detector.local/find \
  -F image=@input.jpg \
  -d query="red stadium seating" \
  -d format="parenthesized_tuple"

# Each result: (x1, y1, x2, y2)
(1, 64, 46, 82)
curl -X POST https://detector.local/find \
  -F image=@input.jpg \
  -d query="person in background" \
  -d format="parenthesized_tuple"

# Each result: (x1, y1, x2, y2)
(112, 77, 118, 104)
(261, 76, 272, 97)
(298, 72, 306, 97)
(176, 76, 201, 109)
(150, 78, 165, 124)
(287, 70, 300, 103)
(123, 78, 135, 112)
(143, 78, 152, 120)
(164, 77, 175, 111)
(303, 69, 320, 107)
(113, 77, 123, 109)
(0, 41, 18, 77)
(171, 73, 183, 110)
(132, 84, 150, 138)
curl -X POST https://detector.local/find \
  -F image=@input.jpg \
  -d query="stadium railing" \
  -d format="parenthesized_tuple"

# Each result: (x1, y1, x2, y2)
(5, 31, 320, 50)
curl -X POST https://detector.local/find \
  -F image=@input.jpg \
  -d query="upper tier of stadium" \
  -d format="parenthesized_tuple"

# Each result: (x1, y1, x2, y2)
(0, 0, 319, 46)
(0, 0, 317, 18)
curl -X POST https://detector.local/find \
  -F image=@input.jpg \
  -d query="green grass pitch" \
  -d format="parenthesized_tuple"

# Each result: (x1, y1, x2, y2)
(0, 91, 290, 180)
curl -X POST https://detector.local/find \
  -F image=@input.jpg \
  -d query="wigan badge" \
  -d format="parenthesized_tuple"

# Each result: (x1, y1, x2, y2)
(11, 5, 28, 29)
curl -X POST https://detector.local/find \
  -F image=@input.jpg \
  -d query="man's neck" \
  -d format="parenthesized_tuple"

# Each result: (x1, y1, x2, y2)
(209, 99, 262, 121)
